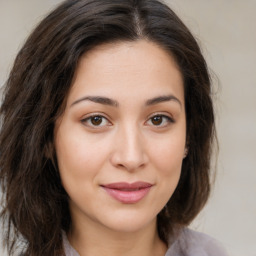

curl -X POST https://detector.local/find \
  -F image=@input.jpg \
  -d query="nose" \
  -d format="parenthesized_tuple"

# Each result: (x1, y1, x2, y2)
(110, 125, 148, 171)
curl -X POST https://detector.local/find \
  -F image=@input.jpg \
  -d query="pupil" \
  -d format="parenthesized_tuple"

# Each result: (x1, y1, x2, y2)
(91, 116, 102, 125)
(152, 116, 162, 125)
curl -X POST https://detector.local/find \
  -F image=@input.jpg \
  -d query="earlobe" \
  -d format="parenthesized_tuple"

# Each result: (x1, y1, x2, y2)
(44, 140, 59, 172)
(44, 140, 57, 163)
(183, 147, 188, 158)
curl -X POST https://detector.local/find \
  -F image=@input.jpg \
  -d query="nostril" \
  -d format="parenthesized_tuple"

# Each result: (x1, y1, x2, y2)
(111, 157, 147, 172)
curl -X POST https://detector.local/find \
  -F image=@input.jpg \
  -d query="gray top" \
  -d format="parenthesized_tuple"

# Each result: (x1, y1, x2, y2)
(63, 228, 228, 256)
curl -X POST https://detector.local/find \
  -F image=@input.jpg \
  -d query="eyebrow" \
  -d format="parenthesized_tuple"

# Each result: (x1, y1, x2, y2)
(70, 94, 182, 108)
(146, 95, 182, 107)
(71, 96, 119, 107)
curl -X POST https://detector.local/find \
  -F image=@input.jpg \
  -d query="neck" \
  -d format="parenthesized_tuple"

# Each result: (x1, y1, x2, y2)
(68, 217, 167, 256)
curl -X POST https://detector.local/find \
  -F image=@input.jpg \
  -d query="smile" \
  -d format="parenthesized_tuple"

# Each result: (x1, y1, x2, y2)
(101, 182, 153, 204)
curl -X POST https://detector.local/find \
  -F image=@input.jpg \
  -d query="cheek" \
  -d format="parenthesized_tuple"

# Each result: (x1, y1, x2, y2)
(55, 131, 104, 203)
(55, 127, 101, 179)
(55, 131, 115, 199)
(149, 136, 185, 176)
(153, 141, 184, 201)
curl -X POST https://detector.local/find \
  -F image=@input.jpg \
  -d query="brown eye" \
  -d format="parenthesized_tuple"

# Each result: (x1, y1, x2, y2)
(147, 114, 174, 127)
(151, 116, 163, 126)
(91, 116, 103, 126)
(81, 115, 110, 128)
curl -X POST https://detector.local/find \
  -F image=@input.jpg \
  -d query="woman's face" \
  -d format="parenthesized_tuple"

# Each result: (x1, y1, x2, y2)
(55, 40, 186, 233)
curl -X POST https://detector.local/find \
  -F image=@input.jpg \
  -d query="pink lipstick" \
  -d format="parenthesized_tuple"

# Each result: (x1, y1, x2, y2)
(101, 182, 152, 204)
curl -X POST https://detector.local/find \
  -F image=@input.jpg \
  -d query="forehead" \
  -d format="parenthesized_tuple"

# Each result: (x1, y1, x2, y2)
(79, 40, 181, 76)
(67, 40, 184, 106)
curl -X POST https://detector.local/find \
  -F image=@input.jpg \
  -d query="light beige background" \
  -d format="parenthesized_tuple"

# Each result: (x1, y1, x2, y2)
(0, 1, 255, 256)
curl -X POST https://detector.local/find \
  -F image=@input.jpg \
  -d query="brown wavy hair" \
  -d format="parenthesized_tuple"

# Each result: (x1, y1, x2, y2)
(0, 0, 215, 255)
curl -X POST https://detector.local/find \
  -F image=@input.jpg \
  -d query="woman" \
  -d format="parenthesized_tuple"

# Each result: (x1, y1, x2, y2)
(0, 0, 227, 255)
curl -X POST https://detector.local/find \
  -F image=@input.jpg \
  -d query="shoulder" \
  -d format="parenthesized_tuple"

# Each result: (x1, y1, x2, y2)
(165, 228, 229, 256)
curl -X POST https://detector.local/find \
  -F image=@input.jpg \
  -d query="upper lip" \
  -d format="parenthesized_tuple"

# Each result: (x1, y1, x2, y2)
(101, 182, 153, 190)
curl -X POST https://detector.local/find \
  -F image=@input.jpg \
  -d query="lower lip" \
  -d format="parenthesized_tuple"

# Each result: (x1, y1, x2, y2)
(102, 186, 151, 204)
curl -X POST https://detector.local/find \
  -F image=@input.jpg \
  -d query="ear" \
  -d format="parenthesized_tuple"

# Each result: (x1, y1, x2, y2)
(183, 136, 189, 158)
(44, 139, 56, 163)
(44, 140, 59, 172)
(183, 147, 188, 158)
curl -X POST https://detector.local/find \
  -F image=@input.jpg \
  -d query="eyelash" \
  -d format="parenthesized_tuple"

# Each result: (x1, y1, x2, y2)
(81, 113, 174, 129)
(146, 114, 175, 127)
(81, 114, 111, 128)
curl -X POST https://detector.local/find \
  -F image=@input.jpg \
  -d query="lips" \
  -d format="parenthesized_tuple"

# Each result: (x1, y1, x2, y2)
(101, 182, 153, 204)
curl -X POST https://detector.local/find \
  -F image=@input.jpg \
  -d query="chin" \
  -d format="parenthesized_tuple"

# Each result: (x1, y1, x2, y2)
(99, 209, 158, 233)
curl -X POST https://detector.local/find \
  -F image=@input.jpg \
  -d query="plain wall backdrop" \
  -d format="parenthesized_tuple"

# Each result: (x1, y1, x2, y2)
(0, 1, 255, 256)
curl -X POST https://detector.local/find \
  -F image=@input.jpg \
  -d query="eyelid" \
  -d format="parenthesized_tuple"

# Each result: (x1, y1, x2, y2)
(147, 112, 175, 121)
(145, 112, 175, 127)
(81, 113, 112, 128)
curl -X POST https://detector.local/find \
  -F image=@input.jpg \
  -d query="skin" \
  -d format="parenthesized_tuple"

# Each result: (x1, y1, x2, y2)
(55, 40, 186, 256)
